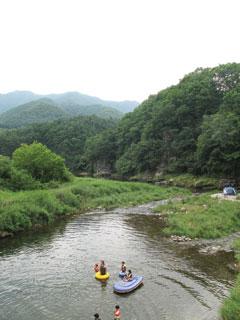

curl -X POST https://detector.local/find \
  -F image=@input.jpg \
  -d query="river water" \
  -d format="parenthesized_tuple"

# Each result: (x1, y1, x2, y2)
(0, 202, 235, 320)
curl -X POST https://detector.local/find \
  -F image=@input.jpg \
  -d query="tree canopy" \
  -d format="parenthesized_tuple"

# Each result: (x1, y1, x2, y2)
(13, 142, 71, 182)
(0, 115, 117, 172)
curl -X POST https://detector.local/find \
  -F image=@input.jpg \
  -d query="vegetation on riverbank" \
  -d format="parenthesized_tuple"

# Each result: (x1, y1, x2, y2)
(221, 239, 240, 320)
(0, 177, 189, 236)
(128, 173, 219, 190)
(0, 142, 72, 191)
(160, 174, 219, 190)
(153, 194, 240, 239)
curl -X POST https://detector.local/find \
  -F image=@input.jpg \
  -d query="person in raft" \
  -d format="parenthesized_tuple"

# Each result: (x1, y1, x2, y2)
(100, 260, 107, 275)
(114, 305, 121, 319)
(124, 269, 133, 281)
(120, 261, 126, 273)
(94, 313, 101, 320)
(94, 263, 99, 273)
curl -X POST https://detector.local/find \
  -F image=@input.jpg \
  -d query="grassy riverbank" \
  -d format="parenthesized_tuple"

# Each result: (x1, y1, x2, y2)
(0, 177, 189, 235)
(221, 239, 240, 320)
(153, 194, 240, 239)
(153, 193, 240, 319)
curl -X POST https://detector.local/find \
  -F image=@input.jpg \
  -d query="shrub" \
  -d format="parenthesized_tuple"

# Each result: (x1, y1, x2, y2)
(13, 142, 72, 182)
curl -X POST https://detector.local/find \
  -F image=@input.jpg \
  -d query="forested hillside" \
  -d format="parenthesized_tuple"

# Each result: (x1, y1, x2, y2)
(84, 63, 240, 179)
(58, 103, 122, 119)
(0, 98, 123, 128)
(0, 116, 117, 171)
(0, 99, 69, 128)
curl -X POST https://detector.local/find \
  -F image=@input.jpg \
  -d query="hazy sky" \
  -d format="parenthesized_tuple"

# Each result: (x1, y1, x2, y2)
(0, 0, 239, 102)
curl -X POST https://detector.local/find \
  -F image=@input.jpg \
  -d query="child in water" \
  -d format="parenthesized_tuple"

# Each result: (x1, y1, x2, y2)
(94, 313, 101, 320)
(94, 263, 99, 272)
(114, 305, 121, 319)
(124, 269, 133, 281)
(120, 261, 126, 273)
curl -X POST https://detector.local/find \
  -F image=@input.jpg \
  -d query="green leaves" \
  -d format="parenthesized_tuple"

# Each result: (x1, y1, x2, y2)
(12, 142, 71, 183)
(197, 112, 240, 178)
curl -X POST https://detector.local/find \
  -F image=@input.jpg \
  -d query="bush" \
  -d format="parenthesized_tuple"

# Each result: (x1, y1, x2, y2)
(13, 142, 72, 183)
(0, 155, 12, 179)
(8, 167, 41, 191)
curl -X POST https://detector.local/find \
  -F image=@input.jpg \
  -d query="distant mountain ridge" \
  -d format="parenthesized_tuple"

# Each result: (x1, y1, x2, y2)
(0, 97, 123, 128)
(0, 90, 139, 114)
(0, 99, 68, 128)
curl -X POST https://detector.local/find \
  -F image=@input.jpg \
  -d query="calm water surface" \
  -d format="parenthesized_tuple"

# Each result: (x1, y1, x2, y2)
(0, 203, 235, 320)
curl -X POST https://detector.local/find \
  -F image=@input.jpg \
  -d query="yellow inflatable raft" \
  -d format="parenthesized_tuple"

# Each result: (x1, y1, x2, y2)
(95, 271, 110, 280)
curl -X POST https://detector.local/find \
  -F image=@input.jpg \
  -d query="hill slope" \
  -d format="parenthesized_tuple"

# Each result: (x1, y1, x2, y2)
(0, 91, 40, 113)
(0, 98, 123, 128)
(84, 63, 240, 179)
(58, 103, 123, 119)
(0, 99, 69, 128)
(0, 115, 117, 171)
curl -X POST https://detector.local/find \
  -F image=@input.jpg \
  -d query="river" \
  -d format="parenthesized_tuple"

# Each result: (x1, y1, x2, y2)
(0, 202, 235, 320)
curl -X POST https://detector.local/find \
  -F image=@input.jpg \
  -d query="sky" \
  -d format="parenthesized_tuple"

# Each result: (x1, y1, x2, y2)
(0, 0, 239, 102)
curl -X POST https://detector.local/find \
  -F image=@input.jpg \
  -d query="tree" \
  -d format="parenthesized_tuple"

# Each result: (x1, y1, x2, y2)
(12, 142, 71, 182)
(196, 112, 240, 178)
(0, 155, 12, 179)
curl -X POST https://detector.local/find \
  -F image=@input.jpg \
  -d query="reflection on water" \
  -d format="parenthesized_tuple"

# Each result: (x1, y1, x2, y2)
(0, 206, 235, 320)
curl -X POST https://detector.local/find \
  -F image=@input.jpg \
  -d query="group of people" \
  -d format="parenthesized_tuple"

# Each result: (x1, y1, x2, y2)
(94, 305, 121, 320)
(120, 261, 132, 281)
(94, 260, 133, 281)
(93, 261, 133, 319)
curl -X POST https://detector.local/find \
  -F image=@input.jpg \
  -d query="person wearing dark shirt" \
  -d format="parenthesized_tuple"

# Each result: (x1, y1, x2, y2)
(100, 260, 107, 275)
(124, 269, 133, 281)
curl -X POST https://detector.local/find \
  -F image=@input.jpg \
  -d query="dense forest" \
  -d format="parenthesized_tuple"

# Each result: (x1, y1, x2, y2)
(84, 63, 240, 179)
(0, 116, 117, 172)
(0, 63, 239, 180)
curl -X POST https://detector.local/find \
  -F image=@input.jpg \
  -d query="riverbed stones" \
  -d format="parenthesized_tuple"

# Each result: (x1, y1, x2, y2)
(0, 231, 13, 238)
(171, 235, 192, 242)
(199, 245, 222, 254)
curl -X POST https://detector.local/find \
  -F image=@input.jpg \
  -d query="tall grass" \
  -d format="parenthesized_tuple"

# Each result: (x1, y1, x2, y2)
(153, 194, 240, 239)
(0, 177, 189, 234)
(221, 239, 240, 320)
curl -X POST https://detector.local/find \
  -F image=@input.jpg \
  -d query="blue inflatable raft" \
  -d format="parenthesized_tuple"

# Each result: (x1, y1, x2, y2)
(113, 275, 143, 293)
(119, 271, 127, 277)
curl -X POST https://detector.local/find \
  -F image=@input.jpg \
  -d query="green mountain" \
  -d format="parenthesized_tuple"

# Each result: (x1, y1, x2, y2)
(0, 98, 123, 128)
(0, 115, 117, 171)
(0, 91, 40, 113)
(48, 91, 138, 113)
(0, 98, 69, 128)
(84, 63, 240, 179)
(58, 103, 122, 119)
(0, 91, 138, 114)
